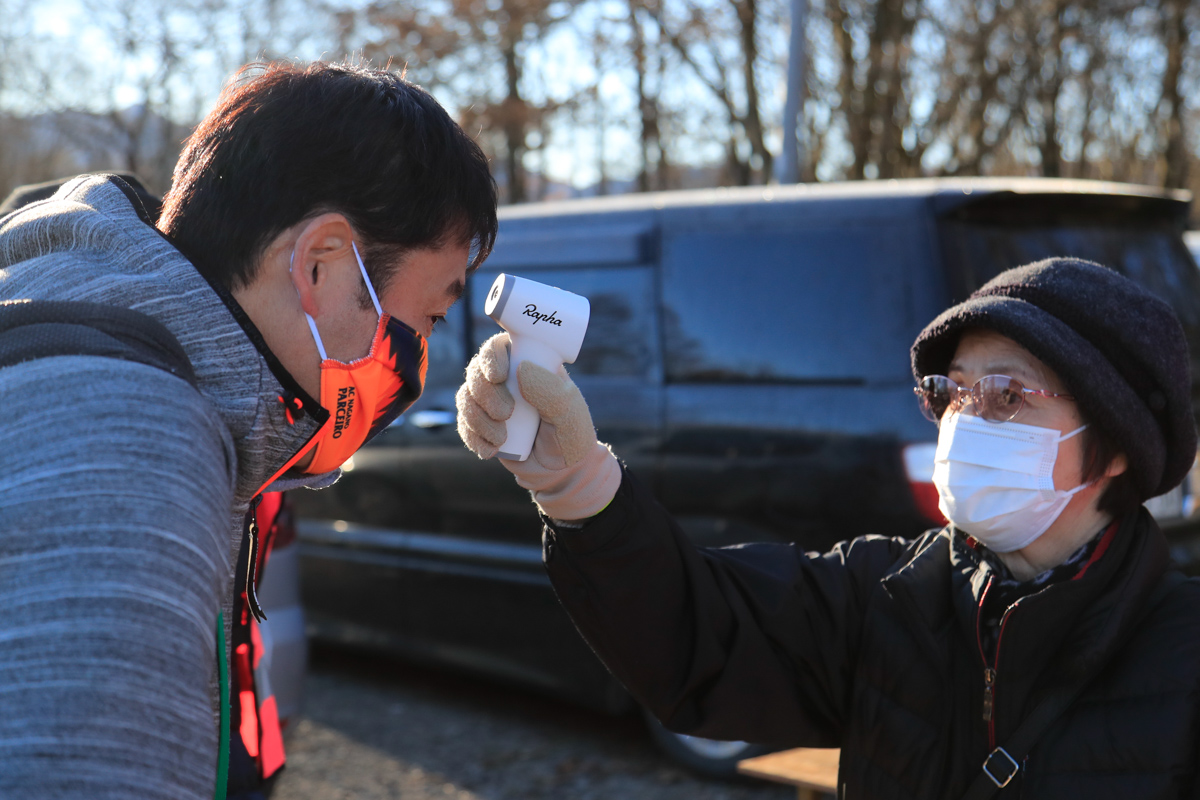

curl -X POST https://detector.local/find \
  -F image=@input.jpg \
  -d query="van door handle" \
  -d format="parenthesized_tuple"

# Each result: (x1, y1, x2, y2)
(409, 409, 457, 429)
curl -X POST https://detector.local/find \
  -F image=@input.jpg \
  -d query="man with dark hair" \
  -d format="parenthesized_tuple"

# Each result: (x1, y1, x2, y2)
(0, 61, 496, 799)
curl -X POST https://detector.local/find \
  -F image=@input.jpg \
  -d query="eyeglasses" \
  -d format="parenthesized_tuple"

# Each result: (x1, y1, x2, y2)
(914, 374, 1074, 424)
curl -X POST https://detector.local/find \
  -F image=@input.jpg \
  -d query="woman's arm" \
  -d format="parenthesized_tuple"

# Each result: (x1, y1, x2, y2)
(543, 466, 910, 746)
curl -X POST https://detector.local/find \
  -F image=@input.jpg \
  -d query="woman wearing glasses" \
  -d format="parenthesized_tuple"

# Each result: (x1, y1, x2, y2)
(457, 257, 1200, 798)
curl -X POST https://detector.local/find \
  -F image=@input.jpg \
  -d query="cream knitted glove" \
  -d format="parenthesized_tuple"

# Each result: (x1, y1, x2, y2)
(456, 333, 621, 521)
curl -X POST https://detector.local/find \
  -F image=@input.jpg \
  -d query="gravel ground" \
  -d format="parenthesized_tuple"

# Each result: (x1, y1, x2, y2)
(271, 645, 793, 800)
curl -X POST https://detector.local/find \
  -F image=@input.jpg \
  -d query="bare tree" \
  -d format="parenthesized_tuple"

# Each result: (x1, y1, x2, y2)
(339, 0, 573, 203)
(339, 2, 463, 91)
(645, 0, 782, 184)
(1158, 0, 1190, 188)
(628, 0, 666, 191)
(0, 0, 1195, 203)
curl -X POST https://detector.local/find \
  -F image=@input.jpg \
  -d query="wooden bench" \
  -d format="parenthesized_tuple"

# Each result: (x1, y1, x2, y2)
(738, 748, 839, 800)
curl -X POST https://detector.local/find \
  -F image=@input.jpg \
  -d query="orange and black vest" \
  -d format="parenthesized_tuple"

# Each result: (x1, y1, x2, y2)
(226, 493, 289, 796)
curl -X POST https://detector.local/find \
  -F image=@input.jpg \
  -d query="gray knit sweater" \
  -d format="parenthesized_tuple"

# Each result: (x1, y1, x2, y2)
(0, 175, 331, 797)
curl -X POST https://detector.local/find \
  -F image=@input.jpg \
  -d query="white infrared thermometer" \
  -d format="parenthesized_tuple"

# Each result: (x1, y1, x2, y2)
(484, 273, 590, 461)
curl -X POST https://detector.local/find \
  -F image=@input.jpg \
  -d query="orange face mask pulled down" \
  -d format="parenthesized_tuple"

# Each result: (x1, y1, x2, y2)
(298, 243, 428, 474)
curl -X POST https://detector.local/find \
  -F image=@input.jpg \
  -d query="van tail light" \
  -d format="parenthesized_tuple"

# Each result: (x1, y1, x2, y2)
(903, 443, 948, 527)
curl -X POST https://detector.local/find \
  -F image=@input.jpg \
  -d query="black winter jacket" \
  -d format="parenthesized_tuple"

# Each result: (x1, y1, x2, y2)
(542, 469, 1200, 798)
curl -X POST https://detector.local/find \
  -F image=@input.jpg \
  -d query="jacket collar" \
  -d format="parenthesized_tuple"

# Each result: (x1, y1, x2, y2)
(882, 510, 1170, 682)
(1046, 508, 1170, 679)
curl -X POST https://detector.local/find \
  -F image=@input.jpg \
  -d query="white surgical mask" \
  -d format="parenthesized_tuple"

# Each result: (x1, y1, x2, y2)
(933, 411, 1090, 552)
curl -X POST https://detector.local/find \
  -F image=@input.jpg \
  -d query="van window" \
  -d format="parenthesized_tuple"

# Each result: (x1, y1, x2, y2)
(470, 266, 657, 378)
(661, 225, 916, 383)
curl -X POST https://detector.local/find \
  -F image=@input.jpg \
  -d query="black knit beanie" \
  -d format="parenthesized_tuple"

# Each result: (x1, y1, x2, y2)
(911, 257, 1196, 502)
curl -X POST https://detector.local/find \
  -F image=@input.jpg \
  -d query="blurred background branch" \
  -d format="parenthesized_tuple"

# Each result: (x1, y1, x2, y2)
(3, 0, 1200, 208)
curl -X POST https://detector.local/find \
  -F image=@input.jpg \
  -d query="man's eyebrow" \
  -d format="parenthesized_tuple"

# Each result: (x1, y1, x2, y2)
(447, 279, 466, 302)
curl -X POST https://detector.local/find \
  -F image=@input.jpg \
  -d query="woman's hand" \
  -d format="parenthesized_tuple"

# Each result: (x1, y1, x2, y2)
(456, 333, 621, 521)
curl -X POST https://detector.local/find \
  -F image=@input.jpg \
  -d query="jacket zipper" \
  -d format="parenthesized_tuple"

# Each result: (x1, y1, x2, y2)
(242, 494, 267, 623)
(982, 667, 996, 726)
(975, 577, 1019, 751)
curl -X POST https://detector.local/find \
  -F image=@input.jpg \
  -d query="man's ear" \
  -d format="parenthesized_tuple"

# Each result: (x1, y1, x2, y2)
(288, 213, 357, 316)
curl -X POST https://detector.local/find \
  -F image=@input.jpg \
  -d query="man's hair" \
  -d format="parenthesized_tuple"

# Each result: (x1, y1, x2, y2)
(159, 61, 497, 292)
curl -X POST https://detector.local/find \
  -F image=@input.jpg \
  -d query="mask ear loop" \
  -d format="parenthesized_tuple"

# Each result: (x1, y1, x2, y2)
(1058, 424, 1093, 496)
(291, 249, 329, 361)
(1060, 424, 1088, 441)
(351, 242, 384, 317)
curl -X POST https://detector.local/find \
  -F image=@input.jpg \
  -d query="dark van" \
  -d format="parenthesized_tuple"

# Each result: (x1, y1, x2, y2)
(291, 178, 1200, 774)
